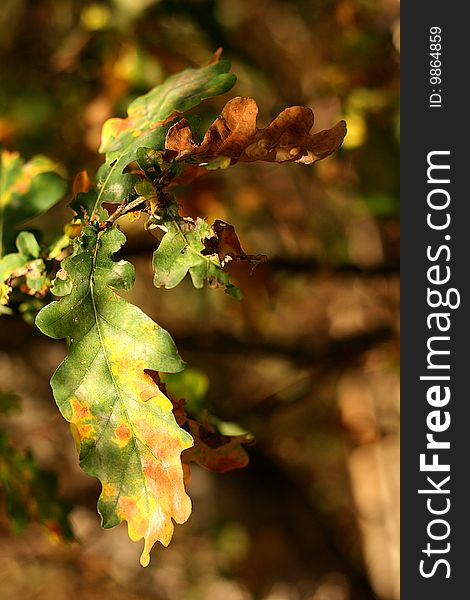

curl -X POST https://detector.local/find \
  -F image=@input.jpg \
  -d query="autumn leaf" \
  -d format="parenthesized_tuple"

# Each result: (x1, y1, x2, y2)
(80, 57, 236, 221)
(183, 419, 253, 474)
(152, 208, 242, 298)
(16, 57, 346, 565)
(99, 58, 236, 159)
(202, 220, 266, 266)
(165, 96, 347, 167)
(149, 370, 253, 476)
(0, 150, 66, 257)
(161, 392, 253, 475)
(35, 226, 193, 566)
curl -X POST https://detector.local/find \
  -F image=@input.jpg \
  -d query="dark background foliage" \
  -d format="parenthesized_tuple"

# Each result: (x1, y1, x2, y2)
(0, 1, 399, 599)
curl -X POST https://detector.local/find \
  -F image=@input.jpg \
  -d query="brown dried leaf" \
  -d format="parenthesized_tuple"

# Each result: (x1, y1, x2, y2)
(165, 97, 346, 166)
(183, 419, 253, 474)
(203, 220, 267, 266)
(167, 395, 253, 474)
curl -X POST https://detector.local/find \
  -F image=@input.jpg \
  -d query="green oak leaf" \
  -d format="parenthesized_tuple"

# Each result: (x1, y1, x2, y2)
(69, 189, 104, 223)
(35, 226, 193, 567)
(88, 58, 236, 220)
(99, 59, 236, 159)
(0, 231, 47, 307)
(135, 147, 165, 179)
(0, 150, 66, 257)
(152, 215, 242, 299)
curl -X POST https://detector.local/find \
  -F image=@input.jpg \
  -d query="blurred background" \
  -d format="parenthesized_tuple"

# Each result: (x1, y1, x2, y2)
(0, 1, 399, 599)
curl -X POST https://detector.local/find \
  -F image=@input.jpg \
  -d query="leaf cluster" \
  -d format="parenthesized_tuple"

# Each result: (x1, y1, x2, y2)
(0, 53, 346, 565)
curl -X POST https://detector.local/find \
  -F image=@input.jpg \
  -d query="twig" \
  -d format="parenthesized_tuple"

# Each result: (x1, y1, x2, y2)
(105, 197, 147, 224)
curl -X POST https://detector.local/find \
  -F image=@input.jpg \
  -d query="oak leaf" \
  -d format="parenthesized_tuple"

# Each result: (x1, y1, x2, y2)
(165, 96, 347, 167)
(152, 210, 242, 298)
(36, 226, 193, 566)
(0, 231, 47, 307)
(202, 220, 266, 266)
(183, 419, 253, 474)
(163, 393, 253, 476)
(78, 57, 236, 221)
(0, 150, 66, 257)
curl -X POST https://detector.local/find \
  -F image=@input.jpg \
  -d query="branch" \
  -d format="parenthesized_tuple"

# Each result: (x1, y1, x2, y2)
(105, 197, 147, 224)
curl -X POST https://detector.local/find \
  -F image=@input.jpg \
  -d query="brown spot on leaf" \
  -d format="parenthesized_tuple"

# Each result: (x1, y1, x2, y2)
(118, 497, 143, 534)
(56, 268, 68, 281)
(70, 397, 91, 421)
(150, 111, 180, 130)
(77, 423, 94, 439)
(115, 422, 132, 444)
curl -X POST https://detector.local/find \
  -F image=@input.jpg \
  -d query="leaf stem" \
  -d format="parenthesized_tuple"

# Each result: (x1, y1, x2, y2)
(106, 197, 146, 224)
